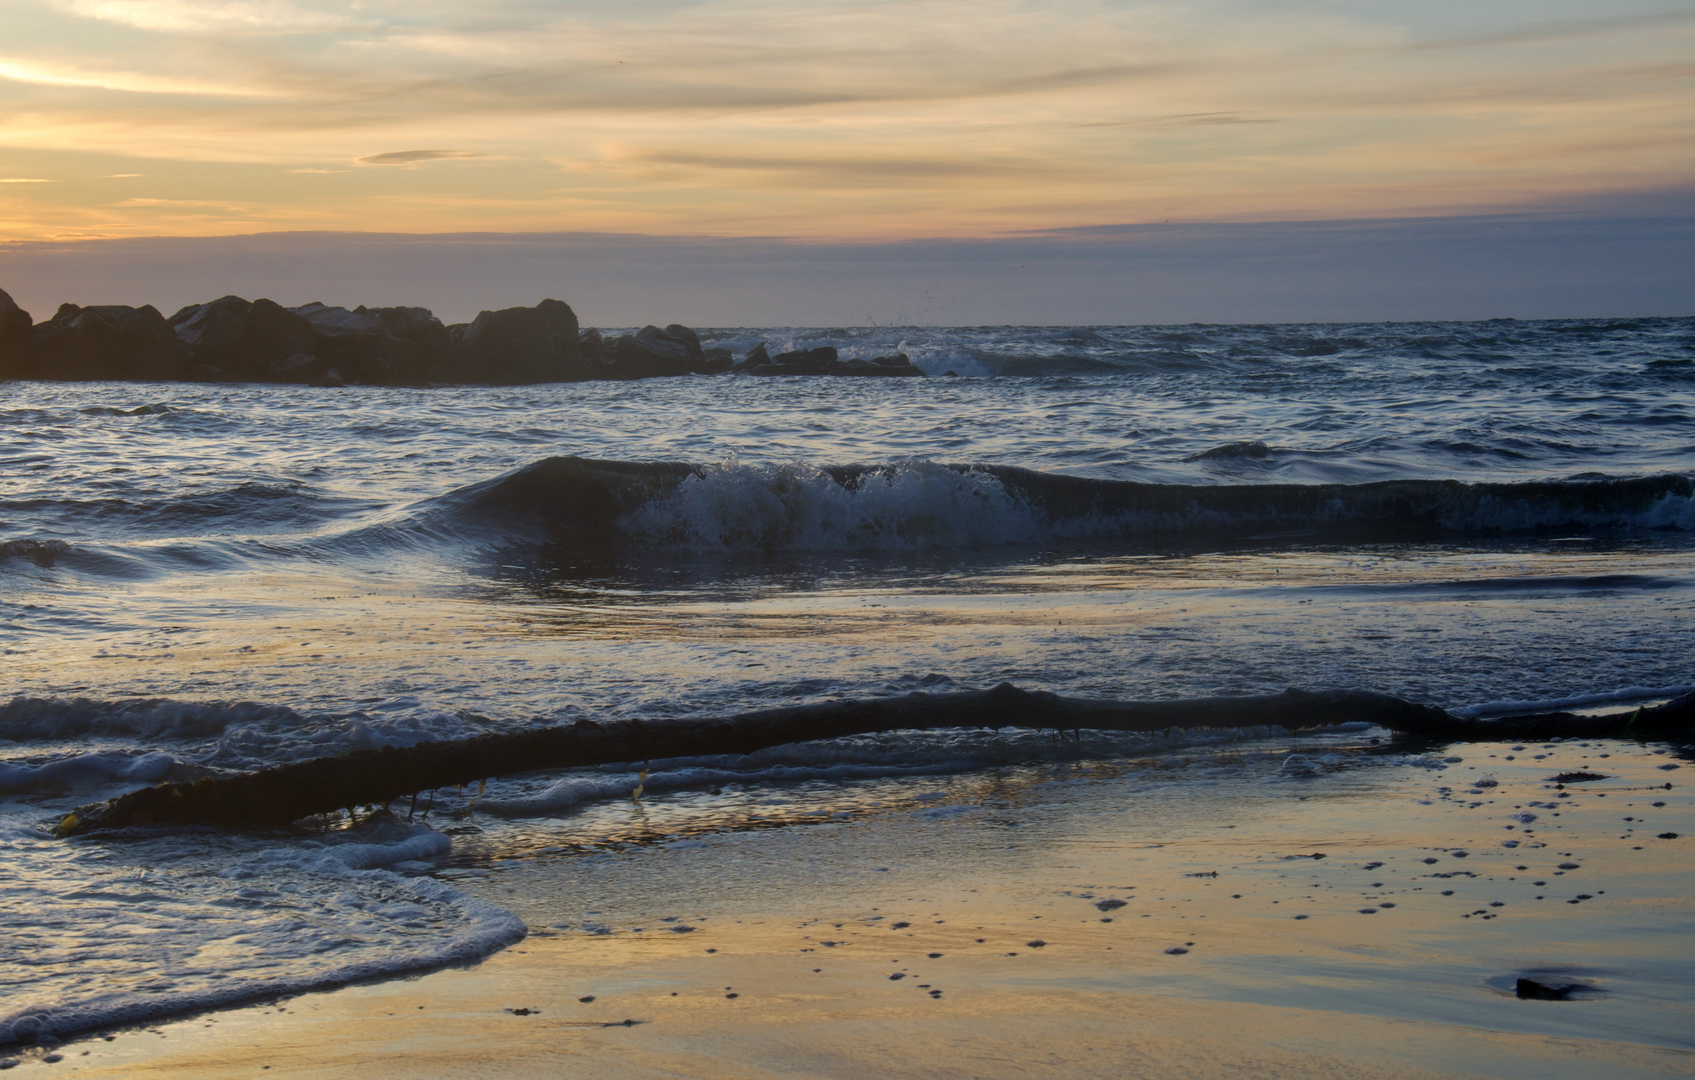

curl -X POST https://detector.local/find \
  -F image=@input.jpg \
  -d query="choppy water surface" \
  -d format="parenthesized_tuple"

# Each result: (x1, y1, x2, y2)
(2, 317, 1693, 1045)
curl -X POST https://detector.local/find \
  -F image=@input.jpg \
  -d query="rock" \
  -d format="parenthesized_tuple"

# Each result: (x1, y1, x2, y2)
(0, 287, 33, 380)
(663, 323, 701, 352)
(601, 324, 733, 378)
(832, 353, 924, 377)
(732, 342, 771, 371)
(4, 292, 913, 384)
(1515, 976, 1590, 1000)
(610, 324, 698, 378)
(266, 351, 326, 382)
(581, 323, 733, 379)
(172, 296, 317, 381)
(733, 345, 924, 377)
(291, 302, 379, 337)
(457, 299, 583, 383)
(733, 344, 833, 376)
(696, 347, 734, 374)
(770, 345, 837, 374)
(27, 303, 190, 381)
(290, 302, 450, 385)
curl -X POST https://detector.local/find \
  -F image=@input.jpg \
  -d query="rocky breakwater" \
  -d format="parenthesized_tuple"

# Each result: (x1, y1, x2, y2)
(0, 288, 926, 385)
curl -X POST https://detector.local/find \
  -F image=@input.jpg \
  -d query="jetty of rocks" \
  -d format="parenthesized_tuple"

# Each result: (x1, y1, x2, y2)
(0, 289, 924, 386)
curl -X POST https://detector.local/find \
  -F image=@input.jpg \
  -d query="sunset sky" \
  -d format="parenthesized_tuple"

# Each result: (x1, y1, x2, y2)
(2, 0, 1691, 241)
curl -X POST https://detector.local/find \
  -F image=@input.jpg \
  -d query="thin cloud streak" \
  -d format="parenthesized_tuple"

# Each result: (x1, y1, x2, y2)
(357, 149, 485, 166)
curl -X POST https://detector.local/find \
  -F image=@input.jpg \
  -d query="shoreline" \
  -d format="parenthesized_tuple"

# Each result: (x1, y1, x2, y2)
(13, 734, 1691, 1077)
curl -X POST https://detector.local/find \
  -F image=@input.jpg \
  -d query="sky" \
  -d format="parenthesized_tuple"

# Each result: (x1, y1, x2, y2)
(0, 0, 1692, 321)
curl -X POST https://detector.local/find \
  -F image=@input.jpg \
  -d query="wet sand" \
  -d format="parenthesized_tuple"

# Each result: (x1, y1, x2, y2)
(18, 735, 1694, 1078)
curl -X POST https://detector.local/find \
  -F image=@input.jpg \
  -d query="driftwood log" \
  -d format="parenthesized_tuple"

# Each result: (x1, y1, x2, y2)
(58, 684, 1694, 836)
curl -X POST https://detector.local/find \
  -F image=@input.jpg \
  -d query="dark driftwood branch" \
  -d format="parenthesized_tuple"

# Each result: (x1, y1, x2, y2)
(58, 684, 1693, 836)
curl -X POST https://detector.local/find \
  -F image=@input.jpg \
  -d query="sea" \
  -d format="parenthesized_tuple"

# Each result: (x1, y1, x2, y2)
(2, 317, 1693, 1047)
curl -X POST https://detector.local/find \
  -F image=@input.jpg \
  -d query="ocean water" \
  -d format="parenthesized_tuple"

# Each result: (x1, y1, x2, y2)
(2, 317, 1693, 1046)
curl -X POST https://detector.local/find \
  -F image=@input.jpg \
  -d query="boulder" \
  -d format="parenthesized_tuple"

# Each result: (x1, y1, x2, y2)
(729, 344, 836, 376)
(696, 347, 734, 374)
(27, 303, 189, 381)
(832, 353, 925, 377)
(281, 302, 457, 385)
(0, 287, 33, 380)
(172, 296, 317, 381)
(770, 345, 837, 374)
(601, 324, 709, 378)
(731, 342, 771, 372)
(732, 344, 923, 377)
(456, 299, 583, 383)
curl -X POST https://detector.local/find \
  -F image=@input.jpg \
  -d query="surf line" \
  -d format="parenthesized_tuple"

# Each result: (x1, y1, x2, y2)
(59, 684, 1692, 836)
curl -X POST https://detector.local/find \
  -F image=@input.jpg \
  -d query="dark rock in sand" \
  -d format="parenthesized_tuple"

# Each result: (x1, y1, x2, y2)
(22, 302, 189, 381)
(1551, 772, 1609, 783)
(1515, 976, 1591, 1000)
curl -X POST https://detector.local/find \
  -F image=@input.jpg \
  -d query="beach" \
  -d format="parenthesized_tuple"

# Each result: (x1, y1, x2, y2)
(2, 319, 1693, 1073)
(13, 732, 1692, 1077)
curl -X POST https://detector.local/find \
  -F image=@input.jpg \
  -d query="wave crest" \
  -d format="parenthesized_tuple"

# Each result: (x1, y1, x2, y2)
(414, 456, 1695, 554)
(621, 458, 1042, 552)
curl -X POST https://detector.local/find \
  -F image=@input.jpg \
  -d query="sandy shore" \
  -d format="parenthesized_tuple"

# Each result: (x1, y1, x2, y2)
(14, 733, 1693, 1078)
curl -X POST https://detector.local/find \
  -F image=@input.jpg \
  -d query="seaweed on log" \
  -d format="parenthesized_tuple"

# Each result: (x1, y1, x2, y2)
(57, 684, 1695, 836)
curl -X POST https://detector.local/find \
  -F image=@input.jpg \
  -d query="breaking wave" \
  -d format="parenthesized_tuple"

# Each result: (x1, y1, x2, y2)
(414, 456, 1695, 554)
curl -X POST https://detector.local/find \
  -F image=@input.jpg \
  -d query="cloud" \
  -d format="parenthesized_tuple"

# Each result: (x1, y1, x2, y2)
(97, 173, 145, 178)
(631, 150, 1080, 187)
(356, 149, 485, 167)
(0, 56, 272, 96)
(3, 0, 1693, 240)
(1077, 112, 1280, 129)
(113, 197, 249, 209)
(0, 178, 57, 183)
(1406, 9, 1695, 52)
(54, 0, 378, 33)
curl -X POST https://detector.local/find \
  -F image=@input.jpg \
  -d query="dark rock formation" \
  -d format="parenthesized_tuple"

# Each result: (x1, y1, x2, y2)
(576, 323, 734, 379)
(833, 354, 924, 377)
(23, 303, 189, 381)
(454, 298, 582, 383)
(0, 289, 924, 385)
(290, 302, 460, 386)
(733, 343, 923, 377)
(0, 288, 32, 380)
(170, 296, 319, 382)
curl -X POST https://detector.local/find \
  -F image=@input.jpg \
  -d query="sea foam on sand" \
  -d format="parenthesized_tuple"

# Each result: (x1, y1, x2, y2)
(21, 735, 1692, 1079)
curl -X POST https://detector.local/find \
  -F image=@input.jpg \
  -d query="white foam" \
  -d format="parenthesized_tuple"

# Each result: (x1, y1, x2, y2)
(0, 751, 194, 796)
(1453, 685, 1695, 718)
(619, 458, 1042, 552)
(477, 724, 1281, 816)
(0, 822, 523, 1046)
